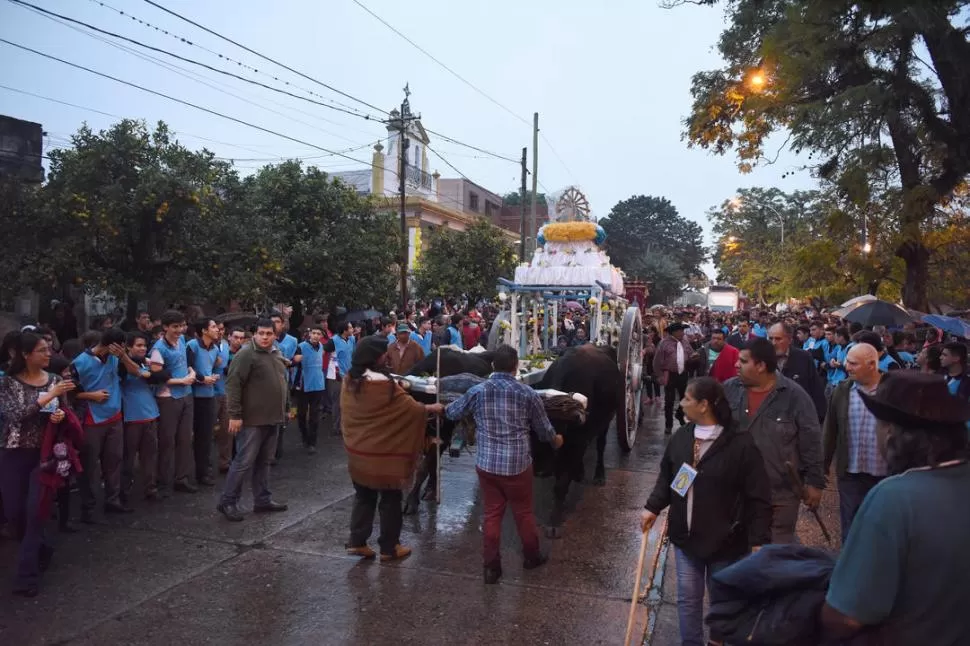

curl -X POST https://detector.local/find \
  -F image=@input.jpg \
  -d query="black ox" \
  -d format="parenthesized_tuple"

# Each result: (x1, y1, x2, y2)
(532, 344, 624, 538)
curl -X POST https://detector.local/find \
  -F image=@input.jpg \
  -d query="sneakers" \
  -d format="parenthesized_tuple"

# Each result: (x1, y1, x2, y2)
(253, 501, 288, 513)
(380, 545, 412, 562)
(345, 544, 377, 559)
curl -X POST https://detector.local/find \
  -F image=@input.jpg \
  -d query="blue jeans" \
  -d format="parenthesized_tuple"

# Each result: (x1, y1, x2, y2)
(837, 473, 883, 542)
(674, 546, 733, 646)
(219, 425, 277, 507)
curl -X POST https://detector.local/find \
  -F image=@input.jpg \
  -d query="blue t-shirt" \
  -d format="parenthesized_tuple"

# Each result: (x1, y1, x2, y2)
(826, 461, 970, 644)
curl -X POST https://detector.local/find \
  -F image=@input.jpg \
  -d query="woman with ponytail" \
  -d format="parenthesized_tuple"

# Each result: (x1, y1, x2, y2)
(640, 376, 772, 646)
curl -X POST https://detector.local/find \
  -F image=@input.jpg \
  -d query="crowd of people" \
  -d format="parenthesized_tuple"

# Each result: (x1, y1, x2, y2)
(2, 296, 968, 644)
(0, 298, 512, 597)
(639, 307, 970, 644)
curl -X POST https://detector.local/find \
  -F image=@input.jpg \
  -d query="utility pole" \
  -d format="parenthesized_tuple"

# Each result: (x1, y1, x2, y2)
(519, 147, 527, 261)
(529, 112, 539, 259)
(396, 84, 416, 313)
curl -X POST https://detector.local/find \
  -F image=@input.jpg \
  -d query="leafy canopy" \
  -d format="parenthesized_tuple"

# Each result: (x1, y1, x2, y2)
(413, 218, 516, 303)
(681, 0, 970, 309)
(600, 195, 706, 304)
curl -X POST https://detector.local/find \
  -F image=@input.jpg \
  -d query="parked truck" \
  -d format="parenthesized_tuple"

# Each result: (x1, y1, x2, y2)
(707, 285, 740, 312)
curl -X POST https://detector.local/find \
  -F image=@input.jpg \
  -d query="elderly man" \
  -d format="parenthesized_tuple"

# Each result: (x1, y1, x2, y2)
(768, 323, 826, 421)
(822, 343, 885, 541)
(388, 323, 424, 375)
(653, 323, 696, 434)
(723, 338, 825, 543)
(821, 372, 970, 644)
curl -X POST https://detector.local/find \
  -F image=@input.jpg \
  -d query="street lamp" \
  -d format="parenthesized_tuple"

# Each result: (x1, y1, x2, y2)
(747, 69, 768, 91)
(862, 242, 872, 254)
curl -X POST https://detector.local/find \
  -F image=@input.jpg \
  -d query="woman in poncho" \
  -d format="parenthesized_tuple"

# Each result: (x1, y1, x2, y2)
(341, 335, 443, 562)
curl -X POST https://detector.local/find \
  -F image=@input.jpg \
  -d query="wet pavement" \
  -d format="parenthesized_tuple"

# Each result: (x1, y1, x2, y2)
(0, 400, 843, 646)
(0, 404, 671, 646)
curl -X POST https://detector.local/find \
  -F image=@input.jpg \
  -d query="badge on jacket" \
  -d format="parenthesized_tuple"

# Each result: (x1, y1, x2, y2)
(671, 463, 698, 498)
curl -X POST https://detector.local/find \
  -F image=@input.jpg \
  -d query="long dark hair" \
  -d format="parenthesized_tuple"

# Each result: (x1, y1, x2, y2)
(687, 376, 734, 428)
(7, 332, 45, 377)
(0, 330, 21, 372)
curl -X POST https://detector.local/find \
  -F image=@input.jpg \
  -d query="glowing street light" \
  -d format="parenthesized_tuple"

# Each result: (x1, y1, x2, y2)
(748, 69, 767, 91)
(862, 242, 872, 254)
(727, 235, 739, 243)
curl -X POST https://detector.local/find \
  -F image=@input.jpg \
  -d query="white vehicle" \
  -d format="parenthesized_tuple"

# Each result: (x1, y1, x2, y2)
(707, 285, 739, 312)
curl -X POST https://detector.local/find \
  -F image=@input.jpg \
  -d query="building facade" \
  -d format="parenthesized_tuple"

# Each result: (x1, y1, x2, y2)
(330, 100, 516, 269)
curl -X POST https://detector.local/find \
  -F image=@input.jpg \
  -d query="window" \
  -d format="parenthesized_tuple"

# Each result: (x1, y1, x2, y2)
(413, 144, 421, 168)
(485, 201, 493, 217)
(469, 192, 479, 211)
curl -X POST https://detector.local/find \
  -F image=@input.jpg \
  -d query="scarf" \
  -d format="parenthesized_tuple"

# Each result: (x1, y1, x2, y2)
(340, 379, 428, 490)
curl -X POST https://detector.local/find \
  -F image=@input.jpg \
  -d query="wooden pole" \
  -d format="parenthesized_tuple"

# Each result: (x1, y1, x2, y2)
(435, 347, 442, 504)
(624, 531, 649, 646)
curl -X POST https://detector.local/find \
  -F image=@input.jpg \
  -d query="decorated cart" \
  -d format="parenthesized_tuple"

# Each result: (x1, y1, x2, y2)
(486, 187, 644, 450)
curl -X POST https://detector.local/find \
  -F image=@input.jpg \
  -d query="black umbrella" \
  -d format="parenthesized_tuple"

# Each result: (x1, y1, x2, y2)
(842, 300, 914, 327)
(338, 308, 382, 323)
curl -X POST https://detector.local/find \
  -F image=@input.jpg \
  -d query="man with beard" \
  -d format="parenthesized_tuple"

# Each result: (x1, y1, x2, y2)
(821, 372, 970, 644)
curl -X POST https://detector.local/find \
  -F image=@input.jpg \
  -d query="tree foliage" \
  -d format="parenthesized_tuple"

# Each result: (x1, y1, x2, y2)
(413, 218, 516, 302)
(681, 0, 970, 309)
(600, 195, 706, 304)
(1, 119, 401, 317)
(502, 190, 546, 206)
(710, 187, 904, 306)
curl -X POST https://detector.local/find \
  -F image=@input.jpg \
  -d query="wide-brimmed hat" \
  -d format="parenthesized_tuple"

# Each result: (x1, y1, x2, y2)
(859, 371, 970, 429)
(667, 322, 687, 333)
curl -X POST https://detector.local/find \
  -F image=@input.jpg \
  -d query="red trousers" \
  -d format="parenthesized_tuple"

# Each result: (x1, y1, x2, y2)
(476, 465, 541, 567)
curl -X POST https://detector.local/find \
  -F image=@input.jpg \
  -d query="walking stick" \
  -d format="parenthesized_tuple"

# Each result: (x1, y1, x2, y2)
(435, 347, 442, 504)
(624, 530, 650, 646)
(785, 461, 832, 545)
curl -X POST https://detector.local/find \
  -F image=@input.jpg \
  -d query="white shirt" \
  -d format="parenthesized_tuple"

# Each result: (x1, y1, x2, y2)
(676, 342, 685, 375)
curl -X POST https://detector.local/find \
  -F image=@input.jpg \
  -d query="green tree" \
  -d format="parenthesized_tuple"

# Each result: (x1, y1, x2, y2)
(600, 195, 706, 302)
(413, 218, 517, 302)
(709, 187, 902, 306)
(502, 191, 546, 206)
(18, 120, 241, 318)
(240, 161, 400, 318)
(680, 0, 970, 310)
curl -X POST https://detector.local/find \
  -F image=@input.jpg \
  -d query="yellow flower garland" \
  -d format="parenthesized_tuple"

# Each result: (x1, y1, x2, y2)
(541, 221, 598, 243)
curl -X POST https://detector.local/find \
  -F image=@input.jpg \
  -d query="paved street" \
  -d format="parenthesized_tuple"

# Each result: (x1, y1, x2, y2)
(0, 403, 839, 646)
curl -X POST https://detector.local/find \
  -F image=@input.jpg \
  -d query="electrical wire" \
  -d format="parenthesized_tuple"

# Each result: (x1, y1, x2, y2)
(141, 0, 388, 116)
(540, 133, 577, 184)
(11, 2, 374, 145)
(7, 0, 383, 122)
(0, 37, 379, 167)
(88, 0, 367, 117)
(0, 83, 350, 159)
(129, 0, 524, 166)
(350, 0, 530, 128)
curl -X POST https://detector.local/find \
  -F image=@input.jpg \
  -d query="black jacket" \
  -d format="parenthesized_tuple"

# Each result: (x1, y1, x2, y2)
(645, 422, 773, 563)
(781, 347, 826, 422)
(707, 544, 835, 646)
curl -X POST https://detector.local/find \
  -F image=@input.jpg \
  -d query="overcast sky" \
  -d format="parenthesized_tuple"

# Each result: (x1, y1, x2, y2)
(1, 0, 814, 277)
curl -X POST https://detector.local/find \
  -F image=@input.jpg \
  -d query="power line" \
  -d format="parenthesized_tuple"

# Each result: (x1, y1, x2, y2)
(141, 0, 389, 116)
(12, 2, 374, 145)
(88, 0, 384, 125)
(136, 0, 521, 166)
(0, 37, 378, 167)
(350, 0, 530, 128)
(540, 133, 577, 184)
(0, 84, 354, 159)
(7, 0, 383, 123)
(0, 41, 484, 215)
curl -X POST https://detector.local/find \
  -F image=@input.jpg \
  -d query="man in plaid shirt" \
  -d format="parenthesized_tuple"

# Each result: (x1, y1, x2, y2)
(445, 345, 563, 584)
(823, 342, 886, 541)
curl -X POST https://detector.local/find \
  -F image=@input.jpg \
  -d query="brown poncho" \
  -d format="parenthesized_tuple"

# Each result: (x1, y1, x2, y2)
(341, 378, 428, 490)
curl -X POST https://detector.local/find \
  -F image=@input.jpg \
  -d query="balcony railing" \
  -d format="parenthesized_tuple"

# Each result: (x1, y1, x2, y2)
(405, 164, 434, 191)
